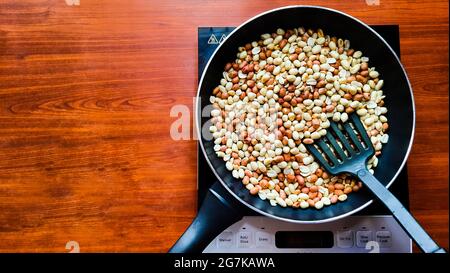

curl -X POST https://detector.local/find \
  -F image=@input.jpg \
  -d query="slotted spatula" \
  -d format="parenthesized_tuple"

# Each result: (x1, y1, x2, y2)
(305, 113, 445, 253)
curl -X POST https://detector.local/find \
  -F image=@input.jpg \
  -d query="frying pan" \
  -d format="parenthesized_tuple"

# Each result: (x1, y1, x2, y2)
(169, 6, 442, 253)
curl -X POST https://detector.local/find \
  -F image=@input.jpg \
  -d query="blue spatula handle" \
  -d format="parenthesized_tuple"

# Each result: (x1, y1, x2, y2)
(356, 168, 446, 253)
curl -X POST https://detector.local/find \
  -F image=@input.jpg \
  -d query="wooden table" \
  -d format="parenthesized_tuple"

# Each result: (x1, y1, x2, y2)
(0, 0, 447, 252)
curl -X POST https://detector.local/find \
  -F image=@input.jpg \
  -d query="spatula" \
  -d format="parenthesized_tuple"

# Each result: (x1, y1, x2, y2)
(305, 113, 445, 253)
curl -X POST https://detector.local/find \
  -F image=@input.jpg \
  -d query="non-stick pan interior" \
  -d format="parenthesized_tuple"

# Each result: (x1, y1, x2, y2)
(198, 6, 414, 222)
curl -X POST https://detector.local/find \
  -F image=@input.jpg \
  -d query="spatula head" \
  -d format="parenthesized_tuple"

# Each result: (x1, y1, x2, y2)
(305, 113, 375, 176)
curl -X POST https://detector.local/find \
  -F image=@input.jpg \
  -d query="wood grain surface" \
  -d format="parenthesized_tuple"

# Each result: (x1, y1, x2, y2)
(0, 0, 448, 252)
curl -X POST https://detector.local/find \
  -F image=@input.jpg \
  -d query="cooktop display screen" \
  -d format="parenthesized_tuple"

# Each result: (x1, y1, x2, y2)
(275, 231, 334, 248)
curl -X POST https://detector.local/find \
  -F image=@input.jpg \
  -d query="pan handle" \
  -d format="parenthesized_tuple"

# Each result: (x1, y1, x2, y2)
(356, 168, 446, 253)
(168, 181, 244, 253)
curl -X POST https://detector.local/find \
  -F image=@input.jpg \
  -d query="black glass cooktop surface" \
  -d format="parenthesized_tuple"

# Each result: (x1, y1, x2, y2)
(197, 25, 409, 216)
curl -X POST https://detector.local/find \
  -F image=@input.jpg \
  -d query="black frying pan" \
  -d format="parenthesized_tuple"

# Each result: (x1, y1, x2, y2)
(169, 6, 439, 253)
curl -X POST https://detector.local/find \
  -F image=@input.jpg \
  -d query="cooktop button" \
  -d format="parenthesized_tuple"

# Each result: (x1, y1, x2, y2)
(217, 231, 234, 248)
(376, 231, 392, 248)
(337, 230, 354, 248)
(255, 231, 271, 247)
(238, 232, 253, 248)
(356, 231, 373, 248)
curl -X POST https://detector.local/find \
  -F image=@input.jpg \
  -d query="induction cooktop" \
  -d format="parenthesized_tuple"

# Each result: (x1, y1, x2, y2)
(197, 25, 412, 253)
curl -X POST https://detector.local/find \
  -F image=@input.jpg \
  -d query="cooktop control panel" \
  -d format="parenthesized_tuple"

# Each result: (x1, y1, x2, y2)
(203, 216, 412, 253)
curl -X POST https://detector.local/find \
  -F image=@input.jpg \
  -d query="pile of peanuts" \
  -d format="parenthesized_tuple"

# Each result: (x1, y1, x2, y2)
(209, 27, 389, 209)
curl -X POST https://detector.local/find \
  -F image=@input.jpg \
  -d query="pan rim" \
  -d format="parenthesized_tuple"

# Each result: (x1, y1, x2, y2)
(195, 5, 416, 224)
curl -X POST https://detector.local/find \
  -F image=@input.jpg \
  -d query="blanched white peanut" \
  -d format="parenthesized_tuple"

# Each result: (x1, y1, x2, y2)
(314, 200, 324, 209)
(276, 197, 287, 207)
(338, 194, 348, 202)
(369, 70, 379, 78)
(322, 197, 331, 206)
(300, 201, 309, 209)
(299, 193, 309, 200)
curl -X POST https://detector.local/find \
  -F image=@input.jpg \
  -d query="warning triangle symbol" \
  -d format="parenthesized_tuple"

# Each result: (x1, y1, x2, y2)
(207, 34, 219, 44)
(219, 34, 227, 43)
